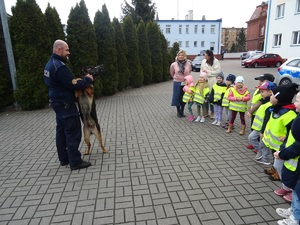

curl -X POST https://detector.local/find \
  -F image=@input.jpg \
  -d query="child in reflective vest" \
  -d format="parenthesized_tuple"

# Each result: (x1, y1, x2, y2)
(274, 90, 300, 225)
(182, 75, 195, 121)
(208, 72, 227, 126)
(222, 74, 236, 129)
(226, 76, 250, 135)
(193, 72, 210, 123)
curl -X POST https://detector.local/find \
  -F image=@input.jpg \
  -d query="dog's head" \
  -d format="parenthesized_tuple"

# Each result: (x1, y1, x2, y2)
(82, 65, 104, 78)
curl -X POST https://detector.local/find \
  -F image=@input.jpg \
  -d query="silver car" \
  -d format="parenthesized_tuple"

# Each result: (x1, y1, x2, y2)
(275, 57, 300, 86)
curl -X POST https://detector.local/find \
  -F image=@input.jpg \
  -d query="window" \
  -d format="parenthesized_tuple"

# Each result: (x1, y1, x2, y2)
(260, 26, 264, 36)
(186, 25, 189, 34)
(210, 42, 215, 51)
(166, 25, 171, 34)
(202, 25, 205, 34)
(179, 25, 182, 34)
(194, 41, 198, 47)
(178, 41, 182, 47)
(185, 41, 189, 47)
(273, 34, 282, 47)
(276, 4, 285, 18)
(296, 0, 300, 13)
(292, 31, 300, 45)
(201, 41, 205, 47)
(210, 25, 215, 34)
(194, 25, 198, 34)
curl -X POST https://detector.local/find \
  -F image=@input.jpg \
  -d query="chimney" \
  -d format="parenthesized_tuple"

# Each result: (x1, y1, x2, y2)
(202, 15, 206, 20)
(185, 14, 188, 20)
(188, 10, 193, 20)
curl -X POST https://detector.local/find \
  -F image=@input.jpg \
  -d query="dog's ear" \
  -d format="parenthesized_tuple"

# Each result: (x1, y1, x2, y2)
(85, 86, 94, 97)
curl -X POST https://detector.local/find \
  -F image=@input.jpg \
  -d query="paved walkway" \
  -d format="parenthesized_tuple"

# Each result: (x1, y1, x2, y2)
(0, 68, 290, 225)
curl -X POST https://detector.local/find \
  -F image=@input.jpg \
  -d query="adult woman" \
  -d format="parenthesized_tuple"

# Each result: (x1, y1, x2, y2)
(200, 50, 221, 119)
(170, 50, 192, 117)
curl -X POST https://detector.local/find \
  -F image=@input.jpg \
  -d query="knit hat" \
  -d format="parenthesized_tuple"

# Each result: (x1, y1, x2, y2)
(216, 71, 224, 80)
(226, 74, 236, 83)
(184, 75, 194, 86)
(258, 81, 277, 90)
(254, 73, 275, 82)
(235, 76, 244, 83)
(199, 71, 207, 80)
(272, 83, 299, 104)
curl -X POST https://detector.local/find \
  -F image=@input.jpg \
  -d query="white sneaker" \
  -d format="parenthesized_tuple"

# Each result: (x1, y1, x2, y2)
(277, 214, 298, 225)
(212, 120, 217, 125)
(194, 116, 201, 122)
(276, 207, 292, 219)
(200, 117, 205, 123)
(216, 121, 221, 126)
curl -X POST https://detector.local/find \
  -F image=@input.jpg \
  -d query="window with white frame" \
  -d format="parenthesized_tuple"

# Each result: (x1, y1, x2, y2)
(210, 25, 215, 34)
(276, 4, 285, 18)
(296, 0, 300, 13)
(194, 25, 198, 34)
(292, 31, 300, 45)
(179, 25, 182, 34)
(178, 41, 182, 47)
(185, 41, 189, 47)
(194, 41, 198, 47)
(201, 41, 205, 47)
(186, 25, 189, 34)
(166, 25, 171, 34)
(273, 34, 282, 47)
(260, 26, 265, 36)
(210, 42, 215, 51)
(202, 25, 205, 34)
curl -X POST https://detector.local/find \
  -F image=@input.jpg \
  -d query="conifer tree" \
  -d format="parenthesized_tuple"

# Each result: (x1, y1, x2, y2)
(9, 0, 51, 110)
(146, 21, 162, 83)
(67, 0, 98, 76)
(122, 0, 156, 24)
(44, 3, 65, 43)
(137, 20, 152, 85)
(94, 4, 118, 96)
(170, 42, 180, 60)
(123, 16, 143, 87)
(112, 18, 131, 90)
(160, 33, 170, 81)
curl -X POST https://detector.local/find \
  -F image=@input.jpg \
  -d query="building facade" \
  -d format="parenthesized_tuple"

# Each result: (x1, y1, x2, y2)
(264, 0, 300, 58)
(157, 17, 222, 59)
(221, 27, 247, 52)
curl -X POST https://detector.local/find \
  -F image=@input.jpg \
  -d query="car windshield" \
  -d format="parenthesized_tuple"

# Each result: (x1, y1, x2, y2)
(193, 56, 204, 61)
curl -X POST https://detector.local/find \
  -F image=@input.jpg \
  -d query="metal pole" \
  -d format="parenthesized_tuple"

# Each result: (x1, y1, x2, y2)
(0, 0, 17, 92)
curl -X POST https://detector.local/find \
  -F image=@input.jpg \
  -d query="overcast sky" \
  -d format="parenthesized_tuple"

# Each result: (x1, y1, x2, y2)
(3, 0, 265, 28)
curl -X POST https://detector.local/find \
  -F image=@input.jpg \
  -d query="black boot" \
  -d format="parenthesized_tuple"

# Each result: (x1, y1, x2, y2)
(176, 106, 182, 118)
(180, 105, 186, 117)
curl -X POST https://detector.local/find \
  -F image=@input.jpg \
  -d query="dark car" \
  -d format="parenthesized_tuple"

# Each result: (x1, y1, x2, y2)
(191, 55, 205, 72)
(240, 52, 247, 60)
(241, 53, 284, 68)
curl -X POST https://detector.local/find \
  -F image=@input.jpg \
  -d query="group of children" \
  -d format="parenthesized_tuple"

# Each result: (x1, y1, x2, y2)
(182, 72, 300, 225)
(182, 71, 250, 135)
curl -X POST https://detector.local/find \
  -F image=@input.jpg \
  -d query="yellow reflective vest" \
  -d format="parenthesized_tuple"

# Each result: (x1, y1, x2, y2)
(251, 102, 272, 131)
(262, 110, 297, 151)
(182, 86, 195, 103)
(229, 89, 249, 112)
(283, 130, 299, 172)
(193, 86, 210, 104)
(212, 84, 226, 102)
(250, 89, 262, 116)
(222, 87, 232, 107)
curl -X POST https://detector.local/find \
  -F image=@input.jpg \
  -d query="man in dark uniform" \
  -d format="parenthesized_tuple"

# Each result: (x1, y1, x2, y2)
(44, 40, 94, 170)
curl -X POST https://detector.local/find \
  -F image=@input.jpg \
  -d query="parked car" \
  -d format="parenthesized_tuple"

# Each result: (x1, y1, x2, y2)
(240, 52, 247, 60)
(241, 53, 283, 68)
(191, 55, 205, 72)
(275, 57, 300, 86)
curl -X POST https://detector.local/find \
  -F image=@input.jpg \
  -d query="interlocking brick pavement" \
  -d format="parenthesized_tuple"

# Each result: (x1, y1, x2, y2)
(0, 62, 290, 224)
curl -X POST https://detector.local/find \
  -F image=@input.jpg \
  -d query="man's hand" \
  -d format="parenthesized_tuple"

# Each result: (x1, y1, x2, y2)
(85, 74, 94, 81)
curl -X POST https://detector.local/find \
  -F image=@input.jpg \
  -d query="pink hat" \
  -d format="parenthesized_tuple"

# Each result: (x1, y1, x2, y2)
(199, 71, 207, 80)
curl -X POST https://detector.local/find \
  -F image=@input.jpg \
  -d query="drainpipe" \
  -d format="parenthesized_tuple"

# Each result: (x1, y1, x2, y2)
(264, 0, 272, 54)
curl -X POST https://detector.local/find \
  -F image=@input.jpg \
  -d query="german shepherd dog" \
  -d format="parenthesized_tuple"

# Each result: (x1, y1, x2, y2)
(73, 65, 107, 155)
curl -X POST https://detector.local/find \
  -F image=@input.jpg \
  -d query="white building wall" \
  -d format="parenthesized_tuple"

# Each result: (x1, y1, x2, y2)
(265, 0, 300, 58)
(157, 19, 222, 56)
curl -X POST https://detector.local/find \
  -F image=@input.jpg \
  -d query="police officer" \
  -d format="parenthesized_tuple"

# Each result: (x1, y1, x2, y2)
(44, 40, 94, 170)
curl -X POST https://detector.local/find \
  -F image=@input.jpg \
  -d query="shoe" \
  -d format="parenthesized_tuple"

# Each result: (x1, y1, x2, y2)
(187, 115, 195, 121)
(216, 121, 221, 126)
(276, 207, 292, 219)
(177, 112, 182, 118)
(60, 161, 69, 166)
(254, 152, 262, 160)
(264, 166, 276, 175)
(277, 214, 298, 225)
(246, 144, 254, 149)
(269, 171, 280, 181)
(274, 188, 292, 196)
(203, 114, 209, 118)
(212, 120, 217, 125)
(194, 116, 201, 122)
(253, 149, 258, 154)
(222, 123, 228, 129)
(200, 117, 205, 123)
(283, 192, 293, 203)
(255, 160, 271, 166)
(70, 161, 91, 170)
(210, 113, 215, 119)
